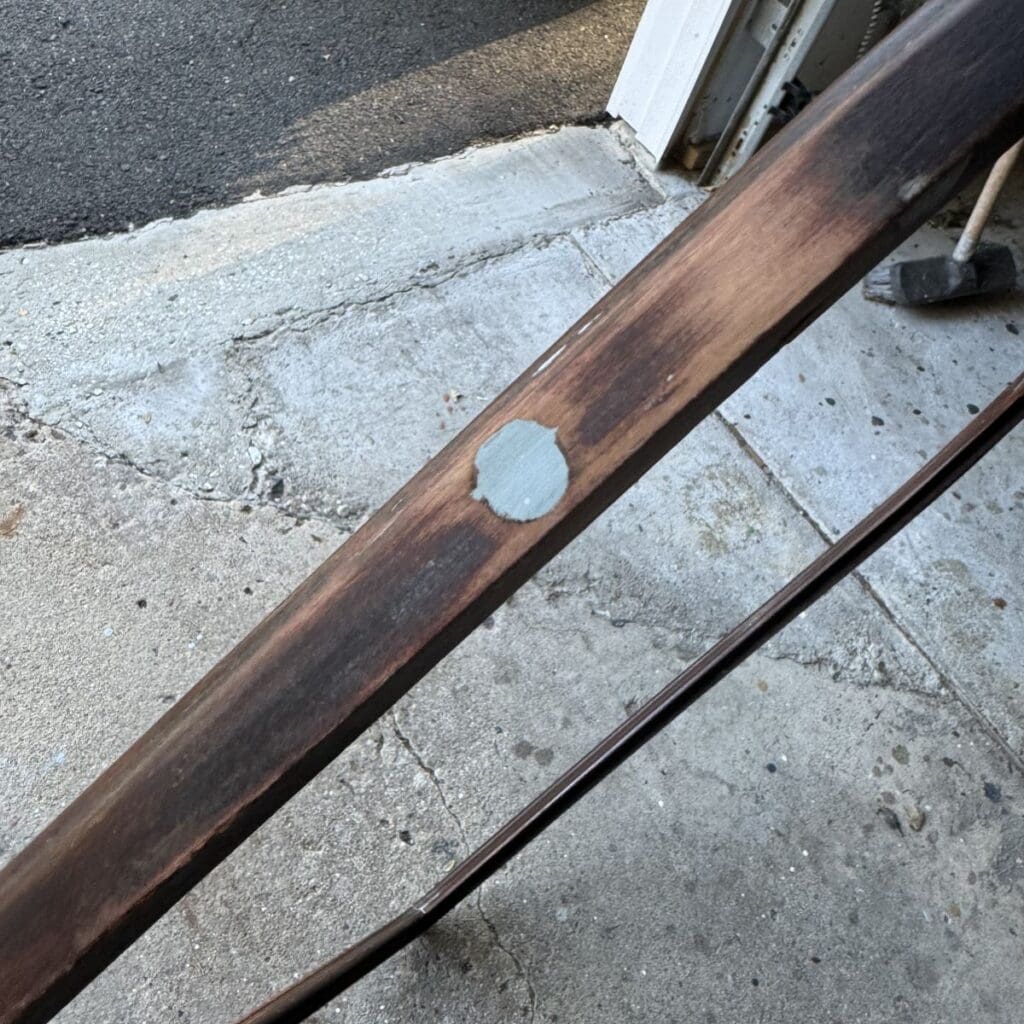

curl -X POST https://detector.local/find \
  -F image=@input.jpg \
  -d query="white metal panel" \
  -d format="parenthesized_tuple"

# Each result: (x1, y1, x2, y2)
(610, 0, 884, 178)
(710, 0, 865, 182)
(608, 0, 748, 163)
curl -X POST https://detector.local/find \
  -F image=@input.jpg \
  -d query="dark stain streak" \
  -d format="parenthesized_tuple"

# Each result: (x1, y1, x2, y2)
(574, 288, 711, 449)
(876, 806, 904, 835)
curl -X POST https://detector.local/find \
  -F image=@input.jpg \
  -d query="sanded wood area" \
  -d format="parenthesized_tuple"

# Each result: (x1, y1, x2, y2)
(1, 1, 1023, 1020)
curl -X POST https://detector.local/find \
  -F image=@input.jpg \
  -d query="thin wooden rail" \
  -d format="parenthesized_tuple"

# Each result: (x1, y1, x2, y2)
(1, 1, 1023, 1020)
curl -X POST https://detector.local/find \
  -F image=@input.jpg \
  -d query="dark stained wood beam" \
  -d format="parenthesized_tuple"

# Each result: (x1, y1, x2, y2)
(2, 1, 1023, 1020)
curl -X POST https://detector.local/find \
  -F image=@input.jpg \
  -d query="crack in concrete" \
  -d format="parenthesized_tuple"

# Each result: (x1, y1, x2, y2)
(231, 373, 277, 501)
(607, 121, 686, 204)
(761, 649, 828, 671)
(852, 574, 1024, 776)
(390, 714, 468, 848)
(566, 232, 619, 292)
(532, 568, 939, 698)
(717, 412, 1024, 774)
(1, 377, 49, 438)
(476, 893, 538, 1023)
(386, 715, 539, 1016)
(227, 233, 570, 352)
(1, 376, 344, 533)
(2, 174, 669, 538)
(759, 644, 939, 699)
(223, 175, 672, 356)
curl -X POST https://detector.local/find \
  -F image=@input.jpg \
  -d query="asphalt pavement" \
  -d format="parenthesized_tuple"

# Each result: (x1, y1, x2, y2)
(1, 0, 642, 247)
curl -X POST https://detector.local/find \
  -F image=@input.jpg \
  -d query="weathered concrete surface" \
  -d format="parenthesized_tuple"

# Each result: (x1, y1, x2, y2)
(717, 224, 1024, 760)
(0, 127, 654, 518)
(1, 125, 1022, 1024)
(577, 156, 1024, 766)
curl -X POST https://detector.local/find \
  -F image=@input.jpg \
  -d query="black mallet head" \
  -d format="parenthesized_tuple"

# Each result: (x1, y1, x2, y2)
(862, 243, 1018, 306)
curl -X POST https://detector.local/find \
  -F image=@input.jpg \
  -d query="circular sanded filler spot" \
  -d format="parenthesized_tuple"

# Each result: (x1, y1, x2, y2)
(471, 419, 569, 522)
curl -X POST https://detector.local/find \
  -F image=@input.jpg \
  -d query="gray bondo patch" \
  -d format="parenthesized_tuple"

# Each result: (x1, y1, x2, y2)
(471, 419, 569, 522)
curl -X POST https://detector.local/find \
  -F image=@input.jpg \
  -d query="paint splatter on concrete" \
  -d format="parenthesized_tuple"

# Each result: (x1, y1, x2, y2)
(0, 504, 25, 538)
(984, 781, 1003, 803)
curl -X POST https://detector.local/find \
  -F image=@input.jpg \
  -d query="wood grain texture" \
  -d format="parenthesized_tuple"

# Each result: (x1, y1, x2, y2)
(2, 1, 1023, 1020)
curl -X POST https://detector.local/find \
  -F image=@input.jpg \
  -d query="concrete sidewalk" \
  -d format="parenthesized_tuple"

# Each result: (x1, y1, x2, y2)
(1, 124, 1022, 1023)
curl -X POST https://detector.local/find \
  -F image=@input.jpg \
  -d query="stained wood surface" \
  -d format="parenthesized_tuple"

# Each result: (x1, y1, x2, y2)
(2, 1, 1023, 1020)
